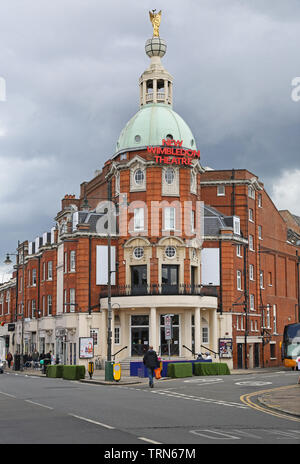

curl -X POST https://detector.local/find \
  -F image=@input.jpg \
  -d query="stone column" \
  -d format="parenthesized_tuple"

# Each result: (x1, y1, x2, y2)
(210, 309, 218, 355)
(153, 79, 157, 103)
(194, 307, 201, 355)
(100, 309, 107, 358)
(150, 307, 157, 351)
(142, 80, 147, 105)
(164, 79, 169, 104)
(183, 310, 192, 357)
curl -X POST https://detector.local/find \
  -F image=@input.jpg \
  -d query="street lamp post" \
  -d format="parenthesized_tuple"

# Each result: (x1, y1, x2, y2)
(81, 189, 123, 378)
(4, 241, 26, 371)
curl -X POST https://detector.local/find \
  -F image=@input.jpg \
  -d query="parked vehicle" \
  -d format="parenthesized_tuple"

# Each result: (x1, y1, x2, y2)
(0, 359, 5, 374)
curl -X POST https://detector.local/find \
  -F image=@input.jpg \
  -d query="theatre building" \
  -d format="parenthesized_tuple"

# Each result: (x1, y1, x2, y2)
(0, 25, 299, 370)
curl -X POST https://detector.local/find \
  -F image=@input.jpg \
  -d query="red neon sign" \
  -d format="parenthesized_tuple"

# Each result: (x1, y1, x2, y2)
(147, 139, 200, 165)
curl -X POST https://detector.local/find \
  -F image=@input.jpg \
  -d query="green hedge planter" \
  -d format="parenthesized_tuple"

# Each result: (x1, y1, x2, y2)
(63, 365, 86, 380)
(167, 363, 193, 378)
(46, 365, 63, 378)
(46, 365, 86, 380)
(194, 362, 230, 376)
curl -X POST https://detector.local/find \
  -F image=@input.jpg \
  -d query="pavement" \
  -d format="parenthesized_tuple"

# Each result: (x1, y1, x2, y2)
(2, 365, 299, 418)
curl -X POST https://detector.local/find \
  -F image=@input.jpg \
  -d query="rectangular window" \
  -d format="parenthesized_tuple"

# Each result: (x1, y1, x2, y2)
(237, 270, 242, 290)
(70, 288, 75, 312)
(191, 210, 195, 233)
(249, 234, 254, 251)
(31, 299, 36, 319)
(217, 185, 225, 196)
(266, 305, 271, 329)
(268, 271, 272, 286)
(249, 208, 253, 222)
(260, 270, 264, 289)
(258, 225, 262, 240)
(64, 289, 67, 313)
(202, 326, 209, 344)
(47, 295, 52, 316)
(114, 327, 120, 345)
(90, 329, 98, 346)
(134, 207, 144, 231)
(270, 343, 276, 359)
(236, 244, 242, 257)
(164, 207, 175, 230)
(258, 193, 262, 208)
(249, 264, 254, 281)
(43, 262, 46, 281)
(5, 291, 10, 315)
(64, 252, 68, 273)
(273, 304, 277, 333)
(250, 294, 255, 310)
(233, 217, 240, 235)
(248, 185, 255, 199)
(32, 269, 37, 286)
(48, 261, 53, 280)
(70, 251, 76, 272)
(42, 295, 45, 317)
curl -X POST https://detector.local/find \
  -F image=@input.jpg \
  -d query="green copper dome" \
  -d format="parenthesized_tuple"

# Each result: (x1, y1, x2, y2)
(115, 103, 197, 154)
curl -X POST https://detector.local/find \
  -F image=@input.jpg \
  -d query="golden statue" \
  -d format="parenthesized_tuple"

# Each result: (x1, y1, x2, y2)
(149, 9, 162, 37)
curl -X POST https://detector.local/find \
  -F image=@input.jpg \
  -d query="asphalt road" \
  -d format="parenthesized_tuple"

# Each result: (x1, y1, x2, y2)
(0, 369, 299, 446)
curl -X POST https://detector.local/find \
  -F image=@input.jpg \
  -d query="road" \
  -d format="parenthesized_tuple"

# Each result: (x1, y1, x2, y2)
(0, 369, 299, 445)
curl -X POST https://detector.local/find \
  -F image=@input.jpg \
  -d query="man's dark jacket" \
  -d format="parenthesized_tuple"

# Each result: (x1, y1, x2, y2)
(143, 349, 159, 369)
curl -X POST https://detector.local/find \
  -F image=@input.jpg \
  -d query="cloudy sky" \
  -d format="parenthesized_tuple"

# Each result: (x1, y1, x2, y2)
(0, 0, 299, 281)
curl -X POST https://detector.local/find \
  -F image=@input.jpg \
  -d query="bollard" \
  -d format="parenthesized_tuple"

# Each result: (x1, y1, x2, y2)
(88, 361, 94, 379)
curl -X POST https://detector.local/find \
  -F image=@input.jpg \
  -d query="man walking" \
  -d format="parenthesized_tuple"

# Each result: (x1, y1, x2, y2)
(143, 346, 159, 388)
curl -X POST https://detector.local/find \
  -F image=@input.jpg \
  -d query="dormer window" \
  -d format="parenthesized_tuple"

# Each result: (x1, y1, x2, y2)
(233, 216, 240, 235)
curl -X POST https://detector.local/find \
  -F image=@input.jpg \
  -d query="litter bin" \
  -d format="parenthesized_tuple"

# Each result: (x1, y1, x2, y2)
(13, 354, 20, 371)
(105, 361, 114, 381)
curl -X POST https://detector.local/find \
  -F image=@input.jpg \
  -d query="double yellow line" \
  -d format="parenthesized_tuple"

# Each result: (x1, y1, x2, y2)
(240, 385, 300, 422)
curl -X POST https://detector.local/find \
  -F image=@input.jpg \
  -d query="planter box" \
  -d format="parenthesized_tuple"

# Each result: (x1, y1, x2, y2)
(167, 362, 193, 378)
(194, 362, 230, 376)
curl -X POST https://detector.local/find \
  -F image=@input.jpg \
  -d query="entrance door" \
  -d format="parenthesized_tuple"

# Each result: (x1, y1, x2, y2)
(237, 343, 243, 369)
(160, 315, 180, 356)
(254, 343, 260, 368)
(131, 328, 149, 356)
(131, 265, 147, 295)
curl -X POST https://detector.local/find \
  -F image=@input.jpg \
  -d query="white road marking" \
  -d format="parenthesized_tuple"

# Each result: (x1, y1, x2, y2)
(151, 390, 248, 409)
(138, 437, 162, 444)
(25, 400, 53, 410)
(0, 391, 16, 398)
(69, 414, 115, 430)
(235, 381, 272, 386)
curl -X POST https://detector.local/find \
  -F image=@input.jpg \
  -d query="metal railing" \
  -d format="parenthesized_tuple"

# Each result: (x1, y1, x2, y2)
(100, 284, 218, 299)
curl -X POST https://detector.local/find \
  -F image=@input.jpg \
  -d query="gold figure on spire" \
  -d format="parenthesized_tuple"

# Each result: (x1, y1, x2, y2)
(149, 9, 162, 37)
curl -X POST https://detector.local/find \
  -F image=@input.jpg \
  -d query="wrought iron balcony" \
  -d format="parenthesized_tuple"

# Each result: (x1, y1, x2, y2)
(100, 284, 218, 299)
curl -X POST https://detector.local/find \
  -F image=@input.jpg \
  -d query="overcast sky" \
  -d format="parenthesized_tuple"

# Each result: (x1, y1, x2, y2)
(0, 0, 300, 282)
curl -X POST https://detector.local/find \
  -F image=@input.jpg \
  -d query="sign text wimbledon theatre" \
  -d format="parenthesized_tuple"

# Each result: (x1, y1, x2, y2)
(147, 139, 200, 165)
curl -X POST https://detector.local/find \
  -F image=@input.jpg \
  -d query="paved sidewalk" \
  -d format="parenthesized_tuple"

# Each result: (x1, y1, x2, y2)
(4, 366, 300, 418)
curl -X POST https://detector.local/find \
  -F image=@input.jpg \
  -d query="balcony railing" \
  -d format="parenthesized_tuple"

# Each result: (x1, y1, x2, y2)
(100, 284, 218, 299)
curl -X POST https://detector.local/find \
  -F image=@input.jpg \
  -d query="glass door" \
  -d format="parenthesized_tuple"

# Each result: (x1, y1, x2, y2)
(160, 314, 180, 356)
(162, 265, 179, 294)
(131, 265, 147, 295)
(131, 315, 149, 356)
